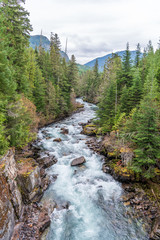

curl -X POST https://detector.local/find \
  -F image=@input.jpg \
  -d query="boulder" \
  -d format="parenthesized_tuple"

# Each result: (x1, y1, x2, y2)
(60, 128, 69, 134)
(53, 138, 62, 142)
(37, 156, 57, 169)
(82, 124, 97, 136)
(71, 156, 86, 166)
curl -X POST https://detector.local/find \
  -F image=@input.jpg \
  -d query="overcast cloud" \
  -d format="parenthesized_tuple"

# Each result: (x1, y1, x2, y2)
(25, 0, 160, 64)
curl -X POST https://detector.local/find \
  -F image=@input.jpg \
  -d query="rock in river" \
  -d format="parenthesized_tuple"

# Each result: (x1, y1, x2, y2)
(71, 156, 86, 166)
(53, 138, 62, 142)
(60, 127, 69, 134)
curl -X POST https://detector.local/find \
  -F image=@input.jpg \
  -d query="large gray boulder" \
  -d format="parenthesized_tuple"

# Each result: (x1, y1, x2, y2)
(71, 157, 86, 166)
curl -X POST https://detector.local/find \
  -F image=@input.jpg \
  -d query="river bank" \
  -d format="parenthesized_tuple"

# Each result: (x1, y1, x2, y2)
(83, 123, 160, 240)
(0, 102, 84, 240)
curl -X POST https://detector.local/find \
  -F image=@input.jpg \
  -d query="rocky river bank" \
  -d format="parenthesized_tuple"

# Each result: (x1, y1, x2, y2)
(83, 123, 160, 240)
(0, 145, 58, 240)
(0, 102, 85, 240)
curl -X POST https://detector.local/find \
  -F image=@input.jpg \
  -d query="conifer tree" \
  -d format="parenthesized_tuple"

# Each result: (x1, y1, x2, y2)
(68, 55, 78, 91)
(1, 0, 33, 93)
(135, 43, 141, 67)
(131, 96, 160, 178)
(50, 32, 61, 83)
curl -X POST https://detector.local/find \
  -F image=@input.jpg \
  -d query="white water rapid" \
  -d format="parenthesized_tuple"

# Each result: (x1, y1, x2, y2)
(38, 99, 148, 240)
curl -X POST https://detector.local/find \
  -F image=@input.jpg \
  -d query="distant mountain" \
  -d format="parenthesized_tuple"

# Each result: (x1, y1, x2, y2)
(77, 64, 90, 73)
(29, 35, 69, 62)
(84, 50, 142, 71)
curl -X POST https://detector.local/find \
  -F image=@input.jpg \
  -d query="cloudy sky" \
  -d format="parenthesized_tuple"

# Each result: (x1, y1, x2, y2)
(25, 0, 160, 64)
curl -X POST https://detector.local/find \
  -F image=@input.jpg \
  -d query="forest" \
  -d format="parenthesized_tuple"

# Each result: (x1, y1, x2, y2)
(0, 0, 79, 156)
(78, 42, 160, 179)
(0, 0, 160, 180)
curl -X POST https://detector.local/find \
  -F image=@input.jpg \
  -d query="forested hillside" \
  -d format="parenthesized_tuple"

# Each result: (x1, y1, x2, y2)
(78, 42, 160, 179)
(84, 50, 142, 71)
(29, 35, 70, 62)
(0, 0, 79, 156)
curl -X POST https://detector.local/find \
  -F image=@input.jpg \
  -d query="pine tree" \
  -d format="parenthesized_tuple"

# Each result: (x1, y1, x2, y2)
(122, 42, 132, 73)
(129, 69, 142, 107)
(68, 54, 78, 91)
(50, 32, 61, 83)
(135, 43, 141, 67)
(1, 0, 33, 93)
(131, 96, 160, 178)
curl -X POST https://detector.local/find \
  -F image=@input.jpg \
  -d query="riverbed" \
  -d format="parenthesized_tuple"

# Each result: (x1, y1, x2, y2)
(38, 99, 148, 240)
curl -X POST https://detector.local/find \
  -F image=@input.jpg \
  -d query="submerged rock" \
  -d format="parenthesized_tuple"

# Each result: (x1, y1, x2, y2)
(71, 156, 86, 166)
(60, 127, 69, 134)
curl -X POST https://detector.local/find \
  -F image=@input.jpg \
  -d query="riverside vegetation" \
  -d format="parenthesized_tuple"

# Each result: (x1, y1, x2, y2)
(79, 42, 160, 238)
(78, 42, 160, 181)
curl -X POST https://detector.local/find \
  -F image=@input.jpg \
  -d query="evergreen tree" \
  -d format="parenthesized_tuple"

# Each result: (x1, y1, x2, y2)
(50, 32, 61, 83)
(135, 43, 141, 67)
(1, 0, 33, 93)
(122, 42, 132, 73)
(68, 55, 78, 92)
(131, 96, 160, 178)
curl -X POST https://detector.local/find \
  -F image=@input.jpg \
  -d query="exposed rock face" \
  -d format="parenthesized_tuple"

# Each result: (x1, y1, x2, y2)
(16, 158, 42, 203)
(0, 149, 23, 240)
(0, 146, 56, 240)
(0, 175, 15, 240)
(71, 156, 86, 166)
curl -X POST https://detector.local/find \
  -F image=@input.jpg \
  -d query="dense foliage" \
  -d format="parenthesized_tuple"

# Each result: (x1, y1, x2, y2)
(0, 0, 78, 155)
(78, 42, 160, 179)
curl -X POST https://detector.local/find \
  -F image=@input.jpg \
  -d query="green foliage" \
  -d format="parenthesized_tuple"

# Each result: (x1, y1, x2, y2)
(135, 43, 141, 67)
(131, 96, 160, 178)
(1, 0, 33, 93)
(0, 109, 9, 156)
(80, 41, 160, 179)
(7, 98, 33, 148)
(0, 2, 78, 155)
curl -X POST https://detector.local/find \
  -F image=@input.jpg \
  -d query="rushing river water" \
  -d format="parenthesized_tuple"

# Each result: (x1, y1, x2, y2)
(38, 99, 148, 240)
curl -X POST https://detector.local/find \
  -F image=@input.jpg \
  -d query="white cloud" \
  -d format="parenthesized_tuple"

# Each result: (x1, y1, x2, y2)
(25, 0, 160, 64)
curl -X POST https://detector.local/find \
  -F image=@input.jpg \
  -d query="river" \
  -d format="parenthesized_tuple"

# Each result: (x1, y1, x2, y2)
(38, 99, 148, 240)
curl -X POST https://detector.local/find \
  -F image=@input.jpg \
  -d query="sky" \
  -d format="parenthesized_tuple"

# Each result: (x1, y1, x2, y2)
(25, 0, 160, 64)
